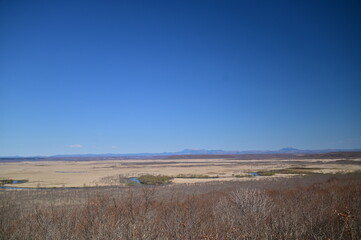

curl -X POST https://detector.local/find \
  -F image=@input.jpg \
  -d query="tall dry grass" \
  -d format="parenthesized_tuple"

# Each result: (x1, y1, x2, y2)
(1, 173, 360, 239)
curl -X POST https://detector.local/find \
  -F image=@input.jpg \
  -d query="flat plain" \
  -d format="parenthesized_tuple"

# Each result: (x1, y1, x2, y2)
(1, 152, 360, 188)
(1, 153, 361, 239)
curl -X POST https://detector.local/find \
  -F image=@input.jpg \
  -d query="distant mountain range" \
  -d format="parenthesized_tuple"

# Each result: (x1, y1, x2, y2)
(49, 147, 361, 158)
(2, 147, 361, 159)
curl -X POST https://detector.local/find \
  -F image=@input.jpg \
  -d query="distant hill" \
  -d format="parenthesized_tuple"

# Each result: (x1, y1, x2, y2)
(1, 147, 361, 159)
(172, 147, 361, 155)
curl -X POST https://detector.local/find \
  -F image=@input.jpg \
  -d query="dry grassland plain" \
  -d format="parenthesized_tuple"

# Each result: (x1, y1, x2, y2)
(1, 154, 361, 188)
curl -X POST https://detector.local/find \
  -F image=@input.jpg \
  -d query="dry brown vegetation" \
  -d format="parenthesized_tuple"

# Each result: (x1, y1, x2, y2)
(1, 172, 361, 239)
(1, 153, 361, 188)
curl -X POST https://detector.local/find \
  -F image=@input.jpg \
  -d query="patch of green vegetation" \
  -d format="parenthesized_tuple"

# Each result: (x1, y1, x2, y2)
(278, 168, 316, 174)
(176, 174, 219, 179)
(0, 180, 10, 185)
(0, 179, 28, 185)
(257, 171, 276, 176)
(257, 168, 318, 176)
(138, 175, 173, 185)
(289, 167, 321, 170)
(232, 174, 252, 178)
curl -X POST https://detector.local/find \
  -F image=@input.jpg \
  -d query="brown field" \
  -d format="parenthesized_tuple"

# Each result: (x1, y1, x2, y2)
(1, 153, 361, 239)
(1, 152, 361, 188)
(1, 170, 361, 239)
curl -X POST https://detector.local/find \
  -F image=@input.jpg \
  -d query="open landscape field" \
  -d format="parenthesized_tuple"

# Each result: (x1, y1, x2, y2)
(1, 153, 361, 239)
(1, 167, 361, 239)
(1, 152, 361, 188)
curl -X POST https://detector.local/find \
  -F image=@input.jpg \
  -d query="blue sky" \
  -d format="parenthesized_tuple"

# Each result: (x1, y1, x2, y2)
(1, 0, 361, 156)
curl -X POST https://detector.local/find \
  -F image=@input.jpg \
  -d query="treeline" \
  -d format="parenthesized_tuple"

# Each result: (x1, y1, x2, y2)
(1, 173, 361, 239)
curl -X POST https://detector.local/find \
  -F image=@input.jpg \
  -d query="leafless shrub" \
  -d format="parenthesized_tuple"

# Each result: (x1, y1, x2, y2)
(1, 172, 361, 239)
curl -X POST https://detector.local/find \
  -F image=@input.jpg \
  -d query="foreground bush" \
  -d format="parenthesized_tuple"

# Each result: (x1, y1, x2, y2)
(1, 173, 361, 239)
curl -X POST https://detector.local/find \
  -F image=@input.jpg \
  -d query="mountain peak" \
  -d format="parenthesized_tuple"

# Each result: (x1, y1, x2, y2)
(279, 147, 301, 153)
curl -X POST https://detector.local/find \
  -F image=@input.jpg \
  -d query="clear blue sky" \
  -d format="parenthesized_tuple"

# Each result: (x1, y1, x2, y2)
(1, 0, 361, 156)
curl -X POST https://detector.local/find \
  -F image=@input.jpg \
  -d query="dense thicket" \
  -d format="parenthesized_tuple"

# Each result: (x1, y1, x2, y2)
(1, 173, 360, 239)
